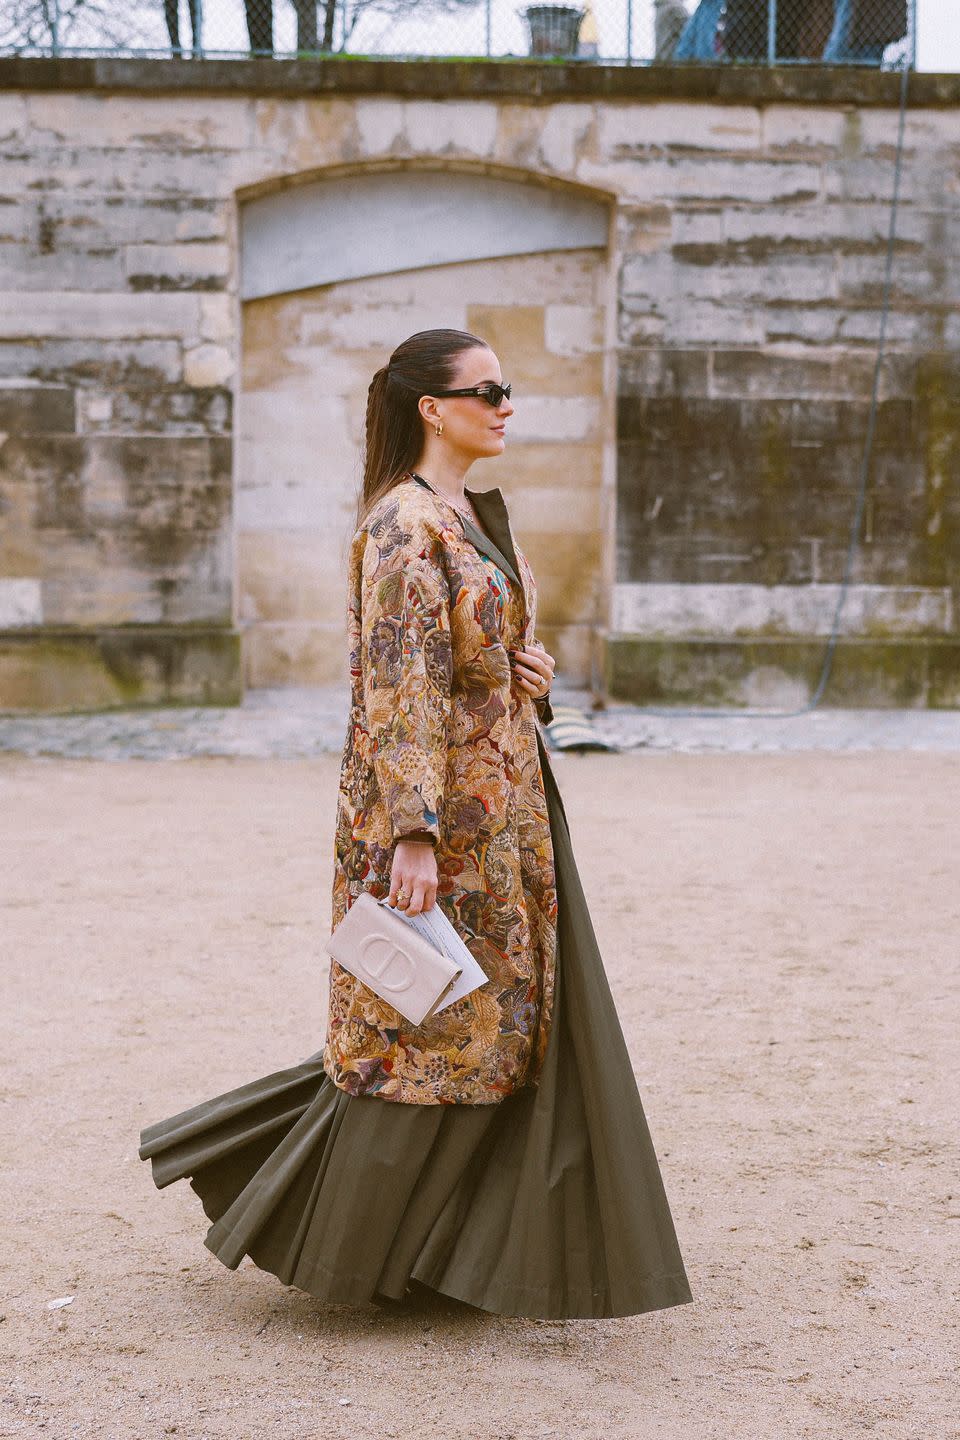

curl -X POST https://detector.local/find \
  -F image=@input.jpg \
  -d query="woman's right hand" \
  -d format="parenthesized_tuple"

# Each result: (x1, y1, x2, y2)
(388, 838, 439, 915)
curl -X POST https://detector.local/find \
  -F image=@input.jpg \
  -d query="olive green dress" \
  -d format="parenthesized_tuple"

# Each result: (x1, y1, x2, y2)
(138, 484, 693, 1319)
(138, 730, 693, 1320)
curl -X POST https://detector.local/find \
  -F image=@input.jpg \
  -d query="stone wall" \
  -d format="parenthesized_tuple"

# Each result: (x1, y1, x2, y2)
(0, 58, 957, 710)
(240, 250, 608, 690)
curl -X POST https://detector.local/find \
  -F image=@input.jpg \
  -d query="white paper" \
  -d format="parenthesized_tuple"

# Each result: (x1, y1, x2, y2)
(377, 897, 489, 1011)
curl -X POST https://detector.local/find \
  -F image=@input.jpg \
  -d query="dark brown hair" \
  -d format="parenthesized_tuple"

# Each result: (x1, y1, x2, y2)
(357, 328, 491, 529)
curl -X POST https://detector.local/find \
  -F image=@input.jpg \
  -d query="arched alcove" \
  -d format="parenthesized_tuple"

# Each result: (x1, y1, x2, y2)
(241, 168, 610, 300)
(236, 166, 613, 690)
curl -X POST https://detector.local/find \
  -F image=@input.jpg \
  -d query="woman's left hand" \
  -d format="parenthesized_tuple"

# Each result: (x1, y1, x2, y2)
(509, 640, 555, 701)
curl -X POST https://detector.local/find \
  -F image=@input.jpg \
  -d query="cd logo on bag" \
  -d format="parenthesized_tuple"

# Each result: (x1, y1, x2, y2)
(357, 935, 416, 992)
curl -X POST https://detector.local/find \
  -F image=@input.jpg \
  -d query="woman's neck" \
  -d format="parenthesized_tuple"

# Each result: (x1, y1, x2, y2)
(409, 445, 474, 507)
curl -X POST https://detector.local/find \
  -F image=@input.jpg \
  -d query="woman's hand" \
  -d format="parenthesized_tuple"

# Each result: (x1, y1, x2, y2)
(388, 838, 439, 915)
(509, 640, 555, 701)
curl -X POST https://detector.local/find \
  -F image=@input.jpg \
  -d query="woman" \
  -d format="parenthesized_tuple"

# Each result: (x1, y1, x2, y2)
(139, 328, 693, 1320)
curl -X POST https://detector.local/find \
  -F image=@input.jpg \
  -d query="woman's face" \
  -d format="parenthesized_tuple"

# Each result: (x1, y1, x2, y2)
(422, 346, 514, 460)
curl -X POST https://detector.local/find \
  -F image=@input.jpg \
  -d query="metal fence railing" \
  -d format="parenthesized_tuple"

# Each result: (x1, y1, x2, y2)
(0, 0, 916, 67)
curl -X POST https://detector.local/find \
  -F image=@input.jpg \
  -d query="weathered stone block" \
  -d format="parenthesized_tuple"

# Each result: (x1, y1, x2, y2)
(837, 251, 956, 307)
(616, 379, 956, 596)
(617, 348, 709, 398)
(859, 107, 960, 155)
(237, 389, 353, 530)
(0, 339, 184, 386)
(606, 636, 960, 709)
(0, 240, 126, 291)
(708, 349, 877, 401)
(0, 383, 74, 434)
(761, 105, 849, 154)
(0, 579, 42, 626)
(670, 207, 726, 247)
(538, 103, 594, 174)
(523, 527, 603, 627)
(75, 385, 231, 436)
(25, 93, 254, 150)
(238, 531, 345, 622)
(680, 254, 837, 306)
(666, 300, 765, 346)
(243, 621, 344, 688)
(597, 101, 762, 155)
(619, 249, 673, 305)
(469, 440, 603, 493)
(183, 343, 234, 388)
(18, 193, 229, 251)
(124, 242, 232, 292)
(508, 482, 603, 538)
(495, 104, 557, 173)
(543, 619, 596, 690)
(404, 98, 499, 157)
(611, 581, 953, 638)
(298, 250, 602, 313)
(505, 395, 601, 444)
(244, 97, 358, 182)
(0, 291, 200, 341)
(544, 303, 605, 356)
(721, 200, 928, 252)
(583, 154, 822, 206)
(615, 202, 672, 255)
(199, 293, 235, 344)
(347, 97, 406, 156)
(465, 304, 602, 395)
(0, 625, 242, 713)
(0, 93, 27, 141)
(2, 140, 235, 205)
(37, 532, 233, 626)
(823, 157, 933, 206)
(300, 300, 468, 350)
(617, 311, 667, 345)
(0, 432, 232, 624)
(616, 535, 822, 586)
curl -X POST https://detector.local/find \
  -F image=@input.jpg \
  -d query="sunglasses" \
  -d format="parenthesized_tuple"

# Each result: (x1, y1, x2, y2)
(431, 382, 511, 407)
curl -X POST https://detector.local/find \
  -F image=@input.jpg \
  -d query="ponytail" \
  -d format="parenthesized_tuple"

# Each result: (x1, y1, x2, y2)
(356, 328, 489, 530)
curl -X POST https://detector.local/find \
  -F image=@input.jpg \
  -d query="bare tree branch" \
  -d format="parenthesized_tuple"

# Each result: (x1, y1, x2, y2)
(1, 0, 486, 55)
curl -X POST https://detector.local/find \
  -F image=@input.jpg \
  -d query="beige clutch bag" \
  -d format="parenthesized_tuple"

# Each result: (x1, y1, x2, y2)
(323, 891, 463, 1026)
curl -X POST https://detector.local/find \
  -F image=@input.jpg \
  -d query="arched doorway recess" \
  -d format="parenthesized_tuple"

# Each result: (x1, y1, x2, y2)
(237, 165, 614, 690)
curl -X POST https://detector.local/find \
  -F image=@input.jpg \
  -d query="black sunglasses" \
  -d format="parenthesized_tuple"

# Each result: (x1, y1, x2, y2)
(432, 382, 511, 407)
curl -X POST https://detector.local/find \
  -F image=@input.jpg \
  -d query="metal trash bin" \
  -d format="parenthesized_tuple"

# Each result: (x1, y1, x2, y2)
(522, 4, 586, 56)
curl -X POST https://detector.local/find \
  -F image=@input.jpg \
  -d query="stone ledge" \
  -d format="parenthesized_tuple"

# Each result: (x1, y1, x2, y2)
(0, 626, 242, 713)
(1, 56, 955, 107)
(606, 635, 960, 709)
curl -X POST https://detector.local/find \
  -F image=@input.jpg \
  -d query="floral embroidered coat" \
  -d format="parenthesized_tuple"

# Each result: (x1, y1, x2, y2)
(324, 474, 558, 1105)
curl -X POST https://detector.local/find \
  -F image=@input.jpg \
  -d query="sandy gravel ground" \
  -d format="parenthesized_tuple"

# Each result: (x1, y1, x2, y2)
(2, 751, 957, 1440)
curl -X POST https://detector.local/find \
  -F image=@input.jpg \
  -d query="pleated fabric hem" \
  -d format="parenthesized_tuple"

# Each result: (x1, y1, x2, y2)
(137, 732, 695, 1321)
(197, 1218, 690, 1320)
(139, 1063, 692, 1320)
(186, 1164, 693, 1320)
(402, 1256, 694, 1322)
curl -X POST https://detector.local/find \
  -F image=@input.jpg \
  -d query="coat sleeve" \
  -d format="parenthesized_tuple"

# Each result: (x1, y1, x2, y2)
(361, 514, 453, 848)
(534, 690, 555, 727)
(530, 631, 554, 727)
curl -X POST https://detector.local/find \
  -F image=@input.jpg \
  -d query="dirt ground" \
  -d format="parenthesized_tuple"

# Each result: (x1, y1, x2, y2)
(2, 750, 957, 1440)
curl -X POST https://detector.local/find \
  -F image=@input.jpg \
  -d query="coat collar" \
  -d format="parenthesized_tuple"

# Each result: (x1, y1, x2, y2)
(463, 486, 523, 590)
(407, 473, 525, 600)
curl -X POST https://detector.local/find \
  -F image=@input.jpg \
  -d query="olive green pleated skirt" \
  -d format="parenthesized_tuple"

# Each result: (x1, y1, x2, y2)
(137, 734, 694, 1320)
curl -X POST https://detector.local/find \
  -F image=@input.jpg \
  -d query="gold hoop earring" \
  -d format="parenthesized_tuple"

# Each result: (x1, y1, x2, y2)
(435, 422, 443, 437)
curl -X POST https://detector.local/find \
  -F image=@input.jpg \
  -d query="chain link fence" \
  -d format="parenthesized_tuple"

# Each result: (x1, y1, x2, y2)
(1, 0, 915, 66)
